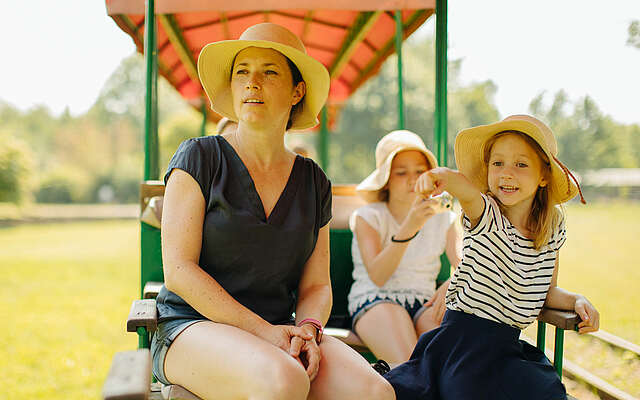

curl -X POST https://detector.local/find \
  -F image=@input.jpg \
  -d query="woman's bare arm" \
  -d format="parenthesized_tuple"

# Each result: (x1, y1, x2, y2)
(162, 169, 284, 339)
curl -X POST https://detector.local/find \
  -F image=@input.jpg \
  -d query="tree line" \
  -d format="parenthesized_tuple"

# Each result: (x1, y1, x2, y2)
(1, 33, 638, 204)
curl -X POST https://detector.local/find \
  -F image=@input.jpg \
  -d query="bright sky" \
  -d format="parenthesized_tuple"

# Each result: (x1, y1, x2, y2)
(1, 0, 638, 124)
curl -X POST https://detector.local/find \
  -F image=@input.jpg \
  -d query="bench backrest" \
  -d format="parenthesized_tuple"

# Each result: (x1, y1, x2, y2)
(139, 181, 451, 328)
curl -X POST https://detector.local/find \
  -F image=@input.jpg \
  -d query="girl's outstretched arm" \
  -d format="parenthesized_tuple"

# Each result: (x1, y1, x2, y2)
(415, 167, 484, 225)
(544, 256, 600, 334)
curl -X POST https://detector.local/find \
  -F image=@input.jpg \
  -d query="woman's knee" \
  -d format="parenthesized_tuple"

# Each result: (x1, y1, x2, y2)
(253, 354, 310, 400)
(360, 373, 396, 400)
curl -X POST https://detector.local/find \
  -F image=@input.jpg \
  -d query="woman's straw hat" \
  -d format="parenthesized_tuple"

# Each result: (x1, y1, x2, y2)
(198, 23, 330, 131)
(455, 114, 582, 204)
(357, 130, 438, 203)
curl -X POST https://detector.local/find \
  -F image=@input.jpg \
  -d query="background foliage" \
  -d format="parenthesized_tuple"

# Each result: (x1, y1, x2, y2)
(1, 35, 639, 203)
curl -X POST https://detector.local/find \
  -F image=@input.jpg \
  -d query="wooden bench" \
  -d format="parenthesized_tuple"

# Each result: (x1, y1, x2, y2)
(103, 181, 581, 400)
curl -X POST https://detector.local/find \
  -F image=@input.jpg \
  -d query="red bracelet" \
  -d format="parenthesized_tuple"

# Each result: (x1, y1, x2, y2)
(297, 318, 323, 344)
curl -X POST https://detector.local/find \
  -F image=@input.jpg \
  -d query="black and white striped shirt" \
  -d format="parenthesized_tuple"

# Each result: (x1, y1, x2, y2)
(445, 194, 566, 329)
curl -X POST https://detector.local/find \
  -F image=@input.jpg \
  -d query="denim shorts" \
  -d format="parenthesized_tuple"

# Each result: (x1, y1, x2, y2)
(350, 296, 430, 331)
(150, 318, 206, 385)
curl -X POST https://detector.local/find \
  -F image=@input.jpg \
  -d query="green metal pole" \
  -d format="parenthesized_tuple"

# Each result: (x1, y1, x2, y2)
(554, 327, 565, 377)
(141, 0, 158, 300)
(318, 107, 329, 170)
(137, 327, 150, 349)
(537, 321, 546, 352)
(144, 0, 159, 180)
(200, 101, 207, 137)
(434, 0, 448, 166)
(394, 10, 405, 130)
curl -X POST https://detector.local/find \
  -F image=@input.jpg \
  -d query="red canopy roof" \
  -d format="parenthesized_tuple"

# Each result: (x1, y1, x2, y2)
(106, 0, 435, 123)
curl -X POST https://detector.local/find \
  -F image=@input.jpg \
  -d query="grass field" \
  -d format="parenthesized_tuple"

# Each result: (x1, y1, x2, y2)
(0, 221, 138, 399)
(0, 202, 638, 399)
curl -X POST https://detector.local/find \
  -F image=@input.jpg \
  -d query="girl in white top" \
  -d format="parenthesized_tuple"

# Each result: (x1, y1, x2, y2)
(349, 130, 462, 365)
(385, 115, 600, 400)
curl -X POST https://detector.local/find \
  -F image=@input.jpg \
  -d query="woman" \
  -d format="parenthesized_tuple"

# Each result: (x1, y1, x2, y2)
(151, 23, 395, 400)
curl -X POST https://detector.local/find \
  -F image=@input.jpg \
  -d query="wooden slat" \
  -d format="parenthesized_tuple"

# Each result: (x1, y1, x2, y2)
(331, 184, 357, 197)
(161, 385, 202, 400)
(102, 350, 151, 400)
(324, 327, 370, 353)
(143, 281, 164, 299)
(127, 299, 158, 333)
(538, 308, 581, 331)
(140, 181, 165, 211)
(589, 330, 640, 357)
(562, 358, 637, 400)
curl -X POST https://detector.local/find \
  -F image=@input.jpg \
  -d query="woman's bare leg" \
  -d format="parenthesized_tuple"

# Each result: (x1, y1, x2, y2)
(164, 321, 310, 400)
(415, 305, 440, 335)
(308, 335, 395, 400)
(353, 303, 418, 365)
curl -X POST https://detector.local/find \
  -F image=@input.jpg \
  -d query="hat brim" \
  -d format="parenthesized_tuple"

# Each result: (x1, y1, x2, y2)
(454, 119, 578, 204)
(356, 147, 439, 203)
(198, 39, 330, 131)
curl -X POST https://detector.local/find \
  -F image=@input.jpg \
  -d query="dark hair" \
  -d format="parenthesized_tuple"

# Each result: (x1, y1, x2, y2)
(285, 56, 305, 130)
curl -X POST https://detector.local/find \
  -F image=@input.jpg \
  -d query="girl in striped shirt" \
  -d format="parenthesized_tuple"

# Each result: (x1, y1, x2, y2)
(384, 115, 600, 400)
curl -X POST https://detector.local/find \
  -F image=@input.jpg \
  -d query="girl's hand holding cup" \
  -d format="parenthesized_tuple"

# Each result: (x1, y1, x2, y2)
(403, 196, 438, 233)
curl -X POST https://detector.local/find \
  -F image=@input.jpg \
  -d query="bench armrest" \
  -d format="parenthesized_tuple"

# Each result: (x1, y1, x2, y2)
(142, 281, 163, 299)
(538, 307, 581, 331)
(102, 349, 151, 400)
(127, 299, 158, 333)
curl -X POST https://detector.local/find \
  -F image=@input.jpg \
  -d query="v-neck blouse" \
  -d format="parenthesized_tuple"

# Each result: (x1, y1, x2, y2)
(156, 135, 332, 324)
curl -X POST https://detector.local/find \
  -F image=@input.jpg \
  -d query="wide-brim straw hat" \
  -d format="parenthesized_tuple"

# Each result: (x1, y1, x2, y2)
(198, 23, 330, 131)
(357, 130, 438, 203)
(455, 114, 582, 204)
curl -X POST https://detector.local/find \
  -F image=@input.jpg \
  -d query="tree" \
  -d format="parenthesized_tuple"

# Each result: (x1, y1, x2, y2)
(0, 134, 34, 204)
(529, 92, 639, 172)
(628, 20, 640, 49)
(325, 36, 500, 183)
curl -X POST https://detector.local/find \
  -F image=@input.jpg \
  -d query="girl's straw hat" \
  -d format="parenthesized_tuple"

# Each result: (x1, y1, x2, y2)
(357, 130, 438, 203)
(198, 23, 330, 131)
(455, 114, 583, 204)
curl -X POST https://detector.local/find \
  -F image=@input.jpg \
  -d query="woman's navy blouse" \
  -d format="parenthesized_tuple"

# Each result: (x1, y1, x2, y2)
(156, 135, 332, 324)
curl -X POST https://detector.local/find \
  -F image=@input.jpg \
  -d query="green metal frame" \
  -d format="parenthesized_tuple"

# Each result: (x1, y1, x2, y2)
(318, 107, 329, 170)
(395, 10, 405, 130)
(434, 0, 448, 167)
(143, 0, 159, 182)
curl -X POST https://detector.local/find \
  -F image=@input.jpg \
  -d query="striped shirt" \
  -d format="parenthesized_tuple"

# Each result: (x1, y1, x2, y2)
(445, 194, 566, 329)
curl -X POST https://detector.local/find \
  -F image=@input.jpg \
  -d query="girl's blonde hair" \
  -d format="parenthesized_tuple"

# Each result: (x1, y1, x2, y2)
(483, 130, 563, 249)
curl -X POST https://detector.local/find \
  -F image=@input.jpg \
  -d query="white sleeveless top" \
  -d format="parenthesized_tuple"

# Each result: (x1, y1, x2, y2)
(348, 202, 457, 315)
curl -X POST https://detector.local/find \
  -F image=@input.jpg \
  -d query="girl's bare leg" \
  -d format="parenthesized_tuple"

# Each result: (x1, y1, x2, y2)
(415, 305, 440, 335)
(354, 302, 418, 365)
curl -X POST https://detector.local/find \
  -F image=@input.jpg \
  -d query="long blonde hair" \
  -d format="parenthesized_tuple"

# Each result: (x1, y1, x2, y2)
(483, 131, 563, 249)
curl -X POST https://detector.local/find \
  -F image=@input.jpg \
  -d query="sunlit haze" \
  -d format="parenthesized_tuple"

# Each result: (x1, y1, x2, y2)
(1, 0, 638, 124)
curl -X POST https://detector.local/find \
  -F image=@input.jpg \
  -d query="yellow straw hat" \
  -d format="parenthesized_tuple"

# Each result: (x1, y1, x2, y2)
(198, 23, 330, 131)
(454, 114, 584, 204)
(357, 130, 438, 203)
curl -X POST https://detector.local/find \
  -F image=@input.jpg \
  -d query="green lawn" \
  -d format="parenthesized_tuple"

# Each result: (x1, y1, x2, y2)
(559, 202, 640, 344)
(0, 221, 138, 399)
(0, 202, 638, 399)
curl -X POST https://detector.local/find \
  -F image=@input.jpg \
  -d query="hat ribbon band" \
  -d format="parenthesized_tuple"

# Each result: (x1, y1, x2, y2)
(552, 155, 586, 204)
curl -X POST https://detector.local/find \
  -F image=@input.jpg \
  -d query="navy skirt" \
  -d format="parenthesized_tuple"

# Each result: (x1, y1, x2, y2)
(384, 310, 566, 400)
